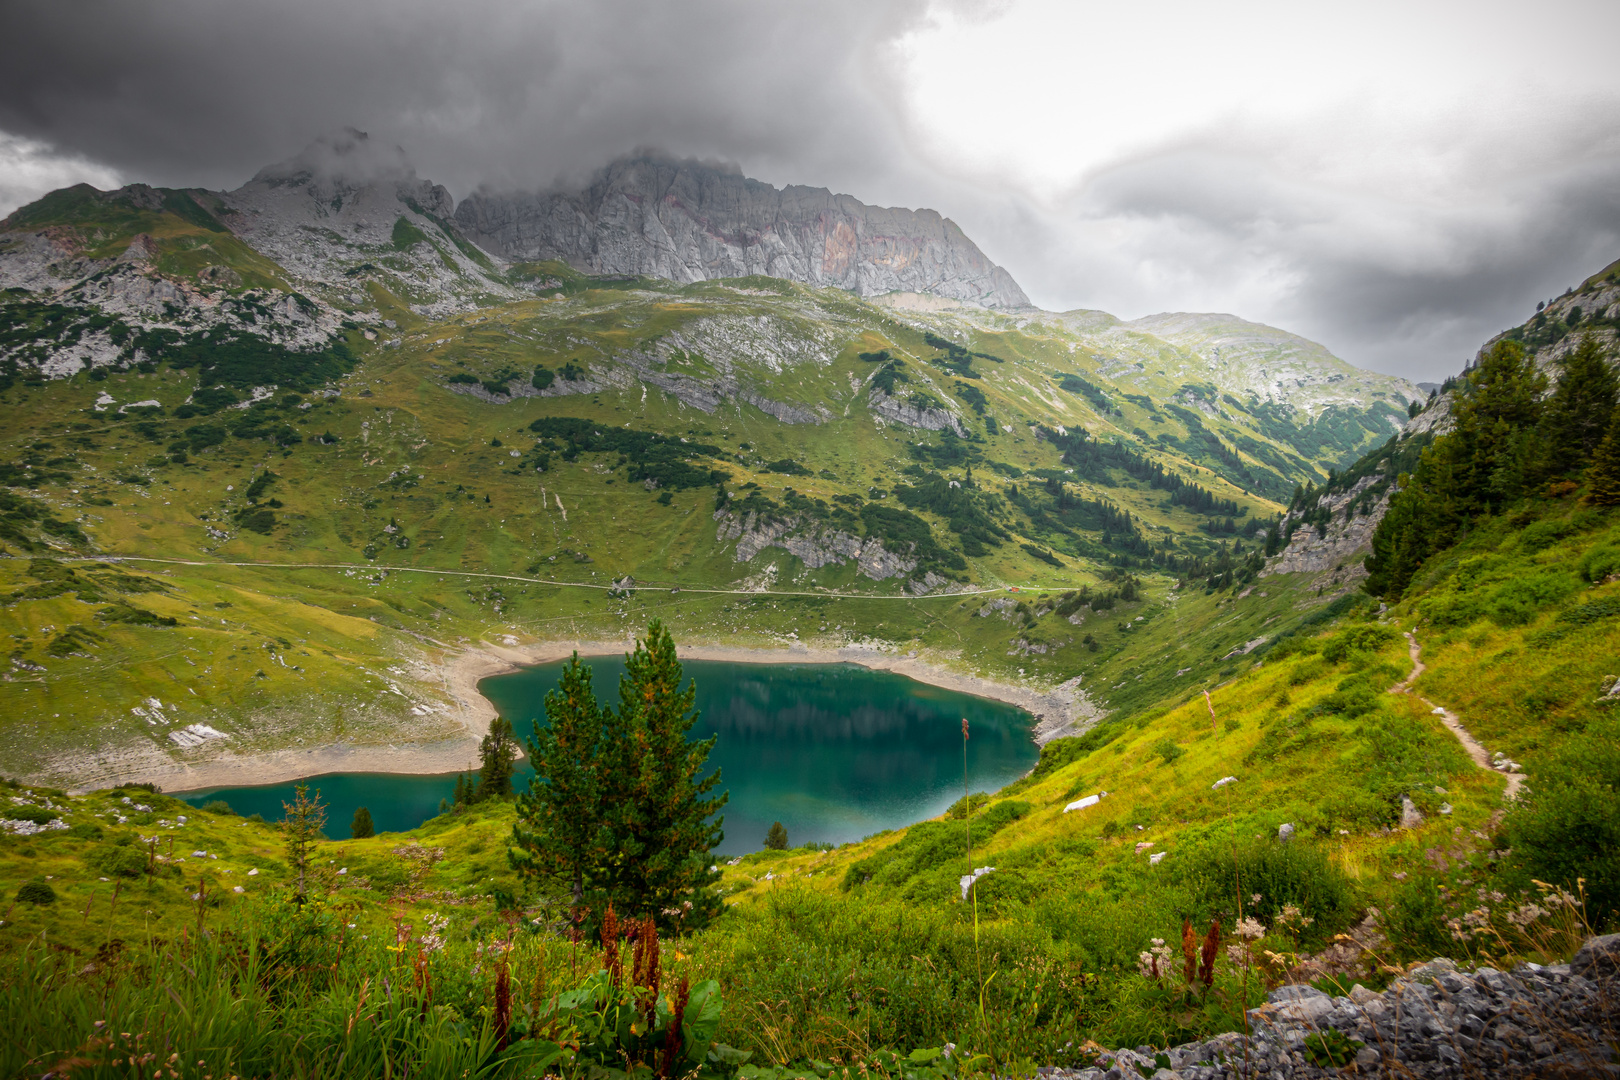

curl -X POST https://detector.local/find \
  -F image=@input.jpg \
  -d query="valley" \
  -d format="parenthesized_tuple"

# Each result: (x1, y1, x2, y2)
(2, 134, 1617, 1079)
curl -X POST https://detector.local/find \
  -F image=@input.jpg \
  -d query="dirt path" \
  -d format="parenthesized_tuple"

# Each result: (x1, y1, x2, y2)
(1393, 631, 1524, 801)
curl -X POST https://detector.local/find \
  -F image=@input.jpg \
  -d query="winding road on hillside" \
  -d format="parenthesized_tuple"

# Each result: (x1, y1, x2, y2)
(65, 554, 1025, 601)
(1392, 630, 1525, 801)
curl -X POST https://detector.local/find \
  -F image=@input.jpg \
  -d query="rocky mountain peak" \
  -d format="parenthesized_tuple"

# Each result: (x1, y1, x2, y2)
(250, 128, 422, 199)
(454, 152, 1030, 308)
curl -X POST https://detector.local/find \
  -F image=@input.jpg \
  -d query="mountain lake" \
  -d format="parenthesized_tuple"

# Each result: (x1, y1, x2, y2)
(179, 659, 1040, 854)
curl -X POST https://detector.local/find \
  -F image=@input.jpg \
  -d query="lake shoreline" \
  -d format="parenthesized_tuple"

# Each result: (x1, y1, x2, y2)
(84, 637, 1103, 796)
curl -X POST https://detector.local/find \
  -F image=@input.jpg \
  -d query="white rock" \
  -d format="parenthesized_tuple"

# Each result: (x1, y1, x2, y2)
(959, 866, 995, 900)
(1211, 776, 1238, 790)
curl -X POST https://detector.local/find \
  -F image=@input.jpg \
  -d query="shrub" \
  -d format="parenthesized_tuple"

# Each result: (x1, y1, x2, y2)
(7, 806, 58, 825)
(65, 823, 103, 840)
(1320, 624, 1399, 664)
(1578, 542, 1620, 583)
(15, 879, 56, 905)
(201, 800, 237, 816)
(1486, 569, 1579, 626)
(90, 843, 150, 878)
(1174, 837, 1357, 943)
(1382, 874, 1454, 962)
(1151, 737, 1184, 765)
(1507, 716, 1620, 926)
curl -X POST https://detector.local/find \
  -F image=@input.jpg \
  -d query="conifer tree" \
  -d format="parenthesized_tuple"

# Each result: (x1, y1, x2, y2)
(604, 620, 727, 927)
(351, 805, 374, 839)
(452, 771, 468, 808)
(511, 653, 608, 907)
(1367, 340, 1546, 597)
(476, 716, 519, 801)
(281, 783, 326, 908)
(764, 821, 788, 850)
(1542, 334, 1618, 476)
(1584, 405, 1620, 506)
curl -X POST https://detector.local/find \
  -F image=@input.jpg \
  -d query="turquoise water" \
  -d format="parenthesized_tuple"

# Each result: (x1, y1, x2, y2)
(180, 659, 1038, 854)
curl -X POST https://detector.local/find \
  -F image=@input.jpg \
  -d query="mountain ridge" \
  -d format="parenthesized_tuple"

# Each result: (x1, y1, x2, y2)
(453, 152, 1031, 308)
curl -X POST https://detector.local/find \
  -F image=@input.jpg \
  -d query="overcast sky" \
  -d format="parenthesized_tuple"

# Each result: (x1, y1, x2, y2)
(3, 0, 1618, 382)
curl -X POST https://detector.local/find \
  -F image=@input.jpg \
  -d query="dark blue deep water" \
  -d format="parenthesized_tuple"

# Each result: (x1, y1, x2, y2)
(180, 659, 1038, 854)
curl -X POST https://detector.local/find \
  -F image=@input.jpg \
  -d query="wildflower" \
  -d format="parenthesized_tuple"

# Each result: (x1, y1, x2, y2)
(1136, 937, 1173, 979)
(1235, 917, 1266, 941)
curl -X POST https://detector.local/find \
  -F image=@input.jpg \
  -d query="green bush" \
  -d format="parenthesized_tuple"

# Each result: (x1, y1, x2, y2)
(1320, 624, 1399, 664)
(1382, 874, 1454, 962)
(15, 879, 56, 905)
(6, 806, 58, 825)
(1486, 569, 1579, 626)
(1507, 716, 1620, 927)
(201, 800, 237, 816)
(1578, 542, 1620, 583)
(65, 823, 103, 840)
(1151, 737, 1184, 765)
(90, 843, 150, 878)
(1173, 837, 1357, 944)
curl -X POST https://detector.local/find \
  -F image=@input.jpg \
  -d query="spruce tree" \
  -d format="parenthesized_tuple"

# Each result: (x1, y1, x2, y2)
(1367, 340, 1546, 597)
(606, 620, 727, 927)
(351, 805, 374, 839)
(764, 821, 788, 850)
(476, 716, 519, 801)
(281, 783, 326, 908)
(1542, 334, 1618, 476)
(511, 653, 608, 907)
(1584, 405, 1620, 506)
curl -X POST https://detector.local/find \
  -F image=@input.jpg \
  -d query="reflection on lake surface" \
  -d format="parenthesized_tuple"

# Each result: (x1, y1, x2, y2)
(183, 658, 1038, 854)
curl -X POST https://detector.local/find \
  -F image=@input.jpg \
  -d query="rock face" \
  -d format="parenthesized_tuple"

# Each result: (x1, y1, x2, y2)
(1264, 472, 1391, 582)
(454, 154, 1029, 308)
(217, 129, 520, 316)
(713, 508, 918, 584)
(1041, 943, 1620, 1079)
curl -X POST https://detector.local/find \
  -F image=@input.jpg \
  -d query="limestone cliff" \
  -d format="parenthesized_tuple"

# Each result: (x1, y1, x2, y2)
(454, 154, 1029, 308)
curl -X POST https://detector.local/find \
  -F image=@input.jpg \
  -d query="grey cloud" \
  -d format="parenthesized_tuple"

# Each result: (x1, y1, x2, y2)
(0, 0, 924, 198)
(3, 0, 1619, 384)
(1009, 143, 1620, 382)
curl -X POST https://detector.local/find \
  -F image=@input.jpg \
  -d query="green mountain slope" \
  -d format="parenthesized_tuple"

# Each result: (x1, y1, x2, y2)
(0, 165, 1418, 788)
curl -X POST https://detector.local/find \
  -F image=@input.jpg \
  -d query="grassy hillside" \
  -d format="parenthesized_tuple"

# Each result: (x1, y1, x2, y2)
(0, 258, 1413, 785)
(3, 490, 1610, 1071)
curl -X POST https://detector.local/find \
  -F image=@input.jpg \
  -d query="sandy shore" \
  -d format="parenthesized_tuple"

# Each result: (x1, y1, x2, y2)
(81, 637, 1104, 795)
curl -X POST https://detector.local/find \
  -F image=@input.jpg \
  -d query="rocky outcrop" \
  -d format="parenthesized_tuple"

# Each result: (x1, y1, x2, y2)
(714, 508, 916, 582)
(217, 129, 517, 309)
(1042, 939, 1620, 1079)
(869, 388, 966, 435)
(617, 351, 822, 424)
(454, 153, 1029, 308)
(1264, 473, 1390, 581)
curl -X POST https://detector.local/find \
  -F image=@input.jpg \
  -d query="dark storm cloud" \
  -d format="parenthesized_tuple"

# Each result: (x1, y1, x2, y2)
(0, 0, 922, 196)
(3, 0, 1619, 383)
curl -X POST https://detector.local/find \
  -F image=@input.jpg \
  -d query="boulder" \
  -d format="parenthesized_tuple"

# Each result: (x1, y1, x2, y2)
(1571, 933, 1620, 980)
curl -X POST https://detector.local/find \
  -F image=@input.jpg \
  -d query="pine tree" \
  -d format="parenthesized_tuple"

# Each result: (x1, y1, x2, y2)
(351, 805, 374, 839)
(511, 653, 608, 908)
(764, 821, 788, 850)
(452, 771, 468, 808)
(1584, 405, 1620, 506)
(605, 620, 727, 927)
(476, 716, 519, 801)
(1542, 334, 1618, 476)
(1367, 340, 1547, 598)
(280, 783, 326, 908)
